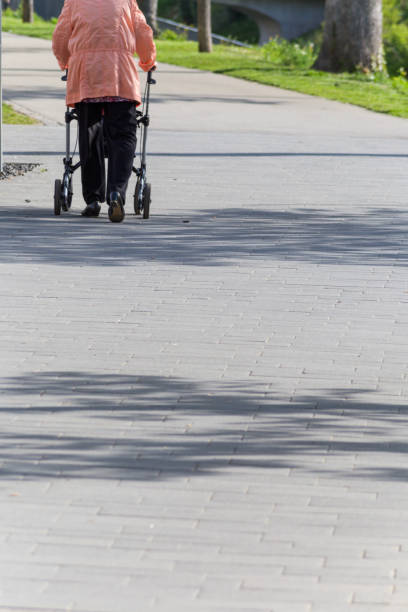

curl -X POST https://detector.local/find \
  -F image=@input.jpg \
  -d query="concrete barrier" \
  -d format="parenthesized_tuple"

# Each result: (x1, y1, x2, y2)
(215, 0, 324, 43)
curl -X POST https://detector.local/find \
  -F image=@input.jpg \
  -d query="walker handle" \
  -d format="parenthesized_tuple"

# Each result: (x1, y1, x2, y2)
(147, 70, 156, 85)
(61, 69, 68, 82)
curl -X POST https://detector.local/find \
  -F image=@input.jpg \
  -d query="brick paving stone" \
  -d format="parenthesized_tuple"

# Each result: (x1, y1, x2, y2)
(2, 30, 408, 612)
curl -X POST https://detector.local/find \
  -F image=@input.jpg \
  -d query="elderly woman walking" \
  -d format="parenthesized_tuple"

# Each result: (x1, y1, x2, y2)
(52, 0, 156, 222)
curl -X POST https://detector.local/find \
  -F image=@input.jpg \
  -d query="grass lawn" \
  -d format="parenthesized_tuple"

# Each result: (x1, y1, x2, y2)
(3, 13, 408, 119)
(2, 12, 54, 39)
(3, 102, 39, 124)
(156, 40, 408, 119)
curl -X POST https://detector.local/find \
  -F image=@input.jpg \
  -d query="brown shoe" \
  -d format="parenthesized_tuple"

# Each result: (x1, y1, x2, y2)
(108, 192, 125, 223)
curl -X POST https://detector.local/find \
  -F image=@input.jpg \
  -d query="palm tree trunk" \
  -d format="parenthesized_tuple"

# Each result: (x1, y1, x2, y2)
(197, 0, 212, 53)
(314, 0, 383, 72)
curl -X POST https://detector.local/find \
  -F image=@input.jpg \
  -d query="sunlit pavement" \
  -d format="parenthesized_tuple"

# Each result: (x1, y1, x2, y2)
(2, 31, 408, 612)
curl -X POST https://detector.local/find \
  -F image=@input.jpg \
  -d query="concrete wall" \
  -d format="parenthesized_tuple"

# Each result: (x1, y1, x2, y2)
(215, 0, 324, 43)
(9, 0, 63, 19)
(37, 0, 64, 18)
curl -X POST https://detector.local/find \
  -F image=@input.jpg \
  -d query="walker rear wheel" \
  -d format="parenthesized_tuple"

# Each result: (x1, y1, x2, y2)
(54, 179, 62, 216)
(143, 183, 151, 220)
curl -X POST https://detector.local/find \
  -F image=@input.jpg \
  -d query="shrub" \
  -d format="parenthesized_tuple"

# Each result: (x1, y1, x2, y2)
(391, 72, 408, 93)
(383, 0, 408, 75)
(158, 29, 187, 41)
(262, 37, 317, 69)
(383, 22, 408, 76)
(3, 6, 21, 17)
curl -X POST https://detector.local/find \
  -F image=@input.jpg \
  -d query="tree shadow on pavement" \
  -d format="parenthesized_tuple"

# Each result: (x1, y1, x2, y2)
(0, 205, 408, 267)
(0, 370, 406, 483)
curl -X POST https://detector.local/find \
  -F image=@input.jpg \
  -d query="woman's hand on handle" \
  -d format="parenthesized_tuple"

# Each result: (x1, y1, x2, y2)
(147, 67, 157, 84)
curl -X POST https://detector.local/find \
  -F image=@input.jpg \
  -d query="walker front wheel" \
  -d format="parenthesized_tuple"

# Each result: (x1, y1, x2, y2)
(54, 179, 62, 216)
(62, 174, 73, 211)
(134, 179, 142, 215)
(142, 183, 151, 220)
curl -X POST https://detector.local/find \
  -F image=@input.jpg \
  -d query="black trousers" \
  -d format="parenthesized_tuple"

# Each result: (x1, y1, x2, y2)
(76, 101, 138, 205)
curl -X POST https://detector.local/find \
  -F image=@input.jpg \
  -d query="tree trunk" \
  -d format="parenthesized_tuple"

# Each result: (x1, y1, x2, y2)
(22, 0, 34, 23)
(197, 0, 212, 53)
(138, 0, 158, 36)
(314, 0, 383, 73)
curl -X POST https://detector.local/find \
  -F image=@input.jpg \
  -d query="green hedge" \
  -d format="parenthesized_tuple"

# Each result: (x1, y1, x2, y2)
(383, 0, 408, 75)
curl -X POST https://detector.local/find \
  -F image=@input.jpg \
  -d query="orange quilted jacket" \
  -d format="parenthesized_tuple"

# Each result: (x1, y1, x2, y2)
(52, 0, 156, 106)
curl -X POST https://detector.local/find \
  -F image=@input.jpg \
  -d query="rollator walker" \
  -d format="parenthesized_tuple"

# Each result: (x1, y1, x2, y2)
(53, 70, 156, 219)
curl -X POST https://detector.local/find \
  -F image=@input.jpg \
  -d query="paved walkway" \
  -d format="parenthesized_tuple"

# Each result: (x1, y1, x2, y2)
(2, 31, 408, 612)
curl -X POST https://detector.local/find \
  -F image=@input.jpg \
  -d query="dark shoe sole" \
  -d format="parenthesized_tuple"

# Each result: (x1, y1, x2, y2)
(81, 204, 101, 217)
(109, 201, 125, 223)
(81, 210, 100, 217)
